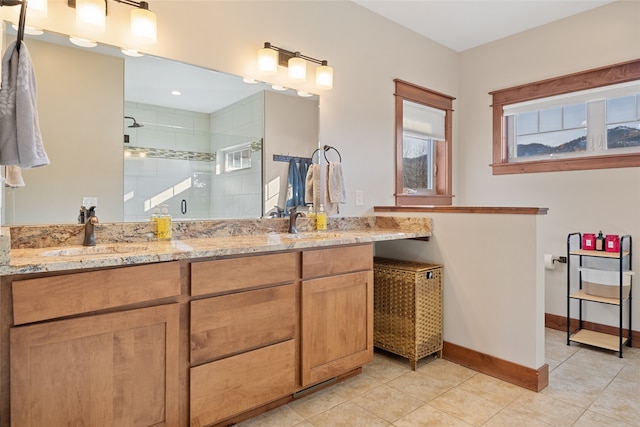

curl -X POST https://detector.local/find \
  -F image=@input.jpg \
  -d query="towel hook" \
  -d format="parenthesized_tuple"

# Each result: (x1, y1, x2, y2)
(323, 145, 342, 163)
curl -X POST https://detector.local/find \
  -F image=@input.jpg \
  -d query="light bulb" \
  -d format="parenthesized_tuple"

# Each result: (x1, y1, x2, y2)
(288, 53, 306, 83)
(131, 4, 157, 44)
(258, 43, 278, 76)
(316, 61, 333, 90)
(75, 0, 106, 32)
(29, 0, 48, 17)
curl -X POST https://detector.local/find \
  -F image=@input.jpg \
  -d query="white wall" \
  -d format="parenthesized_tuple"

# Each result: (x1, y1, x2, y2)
(457, 1, 640, 330)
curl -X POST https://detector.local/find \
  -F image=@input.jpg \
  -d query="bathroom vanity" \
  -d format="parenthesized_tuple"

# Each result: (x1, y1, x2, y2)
(0, 217, 430, 427)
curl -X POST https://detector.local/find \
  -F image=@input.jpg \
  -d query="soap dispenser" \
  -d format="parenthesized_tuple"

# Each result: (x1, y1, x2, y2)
(595, 230, 605, 251)
(157, 204, 172, 241)
(316, 204, 327, 231)
(150, 206, 160, 236)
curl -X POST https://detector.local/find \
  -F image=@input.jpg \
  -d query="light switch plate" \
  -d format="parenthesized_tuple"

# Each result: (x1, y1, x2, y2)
(83, 196, 98, 208)
(355, 190, 363, 206)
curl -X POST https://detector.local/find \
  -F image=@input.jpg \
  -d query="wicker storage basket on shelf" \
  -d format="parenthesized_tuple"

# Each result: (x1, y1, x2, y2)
(373, 257, 443, 370)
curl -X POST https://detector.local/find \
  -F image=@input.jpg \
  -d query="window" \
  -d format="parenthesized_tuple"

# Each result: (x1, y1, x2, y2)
(224, 146, 252, 172)
(395, 79, 455, 205)
(491, 59, 640, 174)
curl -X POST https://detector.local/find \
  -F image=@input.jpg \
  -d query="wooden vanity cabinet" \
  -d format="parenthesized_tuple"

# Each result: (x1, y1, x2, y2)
(8, 262, 182, 427)
(300, 244, 374, 387)
(189, 253, 297, 427)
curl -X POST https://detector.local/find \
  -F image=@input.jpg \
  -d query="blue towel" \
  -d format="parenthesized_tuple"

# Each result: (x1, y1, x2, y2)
(299, 159, 310, 205)
(285, 159, 301, 209)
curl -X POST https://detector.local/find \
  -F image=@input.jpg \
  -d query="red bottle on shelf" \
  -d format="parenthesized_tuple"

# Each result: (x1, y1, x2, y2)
(582, 233, 596, 250)
(605, 234, 620, 253)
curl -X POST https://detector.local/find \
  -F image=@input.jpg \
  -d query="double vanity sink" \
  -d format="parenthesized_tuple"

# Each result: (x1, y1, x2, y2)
(0, 216, 431, 426)
(4, 217, 427, 275)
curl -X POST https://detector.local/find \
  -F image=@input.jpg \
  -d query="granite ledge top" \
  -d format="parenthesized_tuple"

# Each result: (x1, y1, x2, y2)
(1, 216, 431, 276)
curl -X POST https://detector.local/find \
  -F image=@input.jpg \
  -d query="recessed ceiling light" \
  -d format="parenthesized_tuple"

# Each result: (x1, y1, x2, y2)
(243, 77, 258, 84)
(121, 48, 144, 57)
(171, 90, 181, 96)
(271, 84, 287, 91)
(69, 36, 97, 48)
(297, 91, 312, 97)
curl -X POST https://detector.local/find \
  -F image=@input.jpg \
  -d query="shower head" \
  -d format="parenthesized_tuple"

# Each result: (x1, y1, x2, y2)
(124, 116, 143, 128)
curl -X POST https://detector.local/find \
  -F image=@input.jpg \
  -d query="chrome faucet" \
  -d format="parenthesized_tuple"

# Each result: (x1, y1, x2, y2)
(288, 206, 304, 234)
(83, 206, 98, 246)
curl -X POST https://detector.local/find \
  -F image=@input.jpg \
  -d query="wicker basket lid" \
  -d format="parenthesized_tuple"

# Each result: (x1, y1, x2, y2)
(373, 257, 441, 272)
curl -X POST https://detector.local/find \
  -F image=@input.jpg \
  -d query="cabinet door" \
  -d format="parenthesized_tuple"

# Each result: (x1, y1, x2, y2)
(10, 304, 180, 427)
(301, 270, 373, 387)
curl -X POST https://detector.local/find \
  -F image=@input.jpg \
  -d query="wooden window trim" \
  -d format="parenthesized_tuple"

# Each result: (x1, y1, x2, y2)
(395, 79, 455, 205)
(490, 59, 640, 175)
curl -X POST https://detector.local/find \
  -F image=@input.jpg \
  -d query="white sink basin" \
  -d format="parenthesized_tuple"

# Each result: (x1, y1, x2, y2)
(40, 245, 148, 257)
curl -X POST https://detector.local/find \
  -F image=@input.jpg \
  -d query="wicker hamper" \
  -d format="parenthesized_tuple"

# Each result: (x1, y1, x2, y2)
(373, 257, 443, 370)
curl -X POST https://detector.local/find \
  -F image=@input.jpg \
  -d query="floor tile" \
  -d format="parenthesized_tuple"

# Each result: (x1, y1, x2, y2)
(573, 409, 636, 427)
(307, 401, 389, 427)
(288, 387, 346, 419)
(417, 358, 477, 387)
(482, 407, 553, 427)
(330, 372, 382, 400)
(236, 405, 304, 427)
(541, 361, 614, 408)
(351, 383, 424, 422)
(393, 405, 474, 427)
(364, 351, 412, 383)
(428, 387, 503, 426)
(588, 376, 640, 425)
(508, 389, 584, 426)
(386, 370, 452, 403)
(565, 346, 626, 378)
(458, 373, 525, 406)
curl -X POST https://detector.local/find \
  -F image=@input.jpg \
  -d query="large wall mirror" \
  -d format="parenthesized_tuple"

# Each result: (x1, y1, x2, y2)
(1, 24, 319, 225)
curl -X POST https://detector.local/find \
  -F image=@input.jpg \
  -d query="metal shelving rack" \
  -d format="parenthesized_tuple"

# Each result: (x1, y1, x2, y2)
(567, 232, 632, 358)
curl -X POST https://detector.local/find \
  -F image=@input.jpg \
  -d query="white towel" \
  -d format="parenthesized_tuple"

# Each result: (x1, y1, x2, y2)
(305, 163, 321, 210)
(5, 165, 25, 188)
(328, 162, 346, 204)
(0, 40, 49, 169)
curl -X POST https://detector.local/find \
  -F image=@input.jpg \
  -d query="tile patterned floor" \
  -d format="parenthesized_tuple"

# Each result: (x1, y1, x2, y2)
(238, 328, 640, 426)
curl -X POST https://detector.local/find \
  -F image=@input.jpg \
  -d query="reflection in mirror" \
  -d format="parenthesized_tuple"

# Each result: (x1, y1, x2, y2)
(2, 24, 319, 225)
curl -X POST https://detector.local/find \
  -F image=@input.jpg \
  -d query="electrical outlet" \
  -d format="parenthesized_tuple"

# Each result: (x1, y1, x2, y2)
(355, 190, 364, 206)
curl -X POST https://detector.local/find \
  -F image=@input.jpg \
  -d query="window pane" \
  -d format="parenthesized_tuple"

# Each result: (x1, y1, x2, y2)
(516, 129, 587, 157)
(607, 95, 635, 123)
(607, 121, 640, 149)
(539, 107, 562, 132)
(516, 111, 537, 135)
(402, 135, 433, 192)
(564, 104, 586, 129)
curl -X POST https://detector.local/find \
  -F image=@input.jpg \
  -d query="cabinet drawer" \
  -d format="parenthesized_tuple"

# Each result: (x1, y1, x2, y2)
(191, 252, 296, 296)
(12, 262, 181, 325)
(190, 340, 295, 426)
(190, 284, 296, 364)
(302, 244, 373, 279)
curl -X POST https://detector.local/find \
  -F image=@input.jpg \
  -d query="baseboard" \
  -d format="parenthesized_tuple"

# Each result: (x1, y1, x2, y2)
(545, 313, 639, 348)
(442, 341, 548, 392)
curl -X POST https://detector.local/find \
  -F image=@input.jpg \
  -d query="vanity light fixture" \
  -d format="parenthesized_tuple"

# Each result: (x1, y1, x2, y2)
(68, 0, 157, 45)
(257, 42, 333, 90)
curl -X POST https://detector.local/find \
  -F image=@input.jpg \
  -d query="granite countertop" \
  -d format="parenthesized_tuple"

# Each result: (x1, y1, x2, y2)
(2, 216, 431, 276)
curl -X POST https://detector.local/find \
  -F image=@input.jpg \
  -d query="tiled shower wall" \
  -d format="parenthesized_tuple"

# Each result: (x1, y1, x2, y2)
(124, 95, 263, 222)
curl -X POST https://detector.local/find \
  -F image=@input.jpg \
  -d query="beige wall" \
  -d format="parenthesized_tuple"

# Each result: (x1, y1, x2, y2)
(3, 38, 124, 224)
(457, 1, 640, 329)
